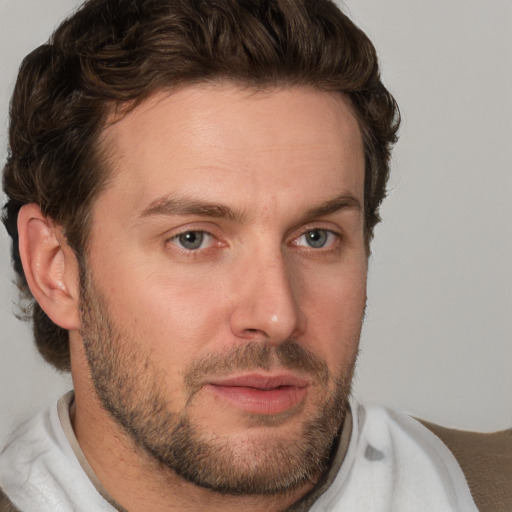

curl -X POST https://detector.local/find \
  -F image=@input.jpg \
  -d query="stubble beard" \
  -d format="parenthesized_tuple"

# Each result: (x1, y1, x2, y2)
(79, 271, 359, 496)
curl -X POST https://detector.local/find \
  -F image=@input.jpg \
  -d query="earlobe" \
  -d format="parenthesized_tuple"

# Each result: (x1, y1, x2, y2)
(17, 204, 81, 330)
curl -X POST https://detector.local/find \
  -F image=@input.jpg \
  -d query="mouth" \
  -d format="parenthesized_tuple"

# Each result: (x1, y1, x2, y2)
(205, 373, 310, 416)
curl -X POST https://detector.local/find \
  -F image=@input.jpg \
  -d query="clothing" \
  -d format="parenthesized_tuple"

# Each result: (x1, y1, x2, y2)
(298, 405, 479, 511)
(417, 420, 512, 512)
(0, 393, 510, 512)
(0, 393, 123, 512)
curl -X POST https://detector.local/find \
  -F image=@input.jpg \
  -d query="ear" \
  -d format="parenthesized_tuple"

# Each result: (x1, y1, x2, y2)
(17, 204, 81, 330)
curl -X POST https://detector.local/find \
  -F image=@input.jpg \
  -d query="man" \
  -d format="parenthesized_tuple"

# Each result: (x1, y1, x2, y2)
(0, 0, 510, 511)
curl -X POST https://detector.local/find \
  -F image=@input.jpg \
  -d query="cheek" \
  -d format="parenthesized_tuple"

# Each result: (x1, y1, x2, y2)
(299, 261, 367, 364)
(102, 264, 231, 357)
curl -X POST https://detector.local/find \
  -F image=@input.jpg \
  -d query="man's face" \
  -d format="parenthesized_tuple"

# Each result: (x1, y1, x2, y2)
(78, 84, 367, 494)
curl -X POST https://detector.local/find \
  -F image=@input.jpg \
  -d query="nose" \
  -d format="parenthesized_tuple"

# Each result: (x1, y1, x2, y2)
(229, 249, 306, 344)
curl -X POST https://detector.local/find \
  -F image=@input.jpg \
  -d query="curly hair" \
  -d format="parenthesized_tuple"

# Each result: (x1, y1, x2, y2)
(2, 0, 400, 371)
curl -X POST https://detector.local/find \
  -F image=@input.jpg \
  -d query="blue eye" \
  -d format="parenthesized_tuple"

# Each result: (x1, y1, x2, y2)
(297, 229, 336, 249)
(172, 231, 212, 250)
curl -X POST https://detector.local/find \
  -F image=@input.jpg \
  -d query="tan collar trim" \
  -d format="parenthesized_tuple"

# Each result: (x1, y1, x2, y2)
(57, 392, 127, 512)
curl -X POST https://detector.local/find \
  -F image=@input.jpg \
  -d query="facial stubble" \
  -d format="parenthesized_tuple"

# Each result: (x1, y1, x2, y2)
(79, 270, 359, 496)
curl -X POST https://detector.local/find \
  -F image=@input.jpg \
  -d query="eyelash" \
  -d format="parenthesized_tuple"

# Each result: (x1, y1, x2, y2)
(293, 229, 340, 250)
(166, 227, 342, 255)
(168, 230, 216, 252)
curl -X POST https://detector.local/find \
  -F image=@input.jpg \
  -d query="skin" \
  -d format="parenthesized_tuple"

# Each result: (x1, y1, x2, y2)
(20, 83, 368, 511)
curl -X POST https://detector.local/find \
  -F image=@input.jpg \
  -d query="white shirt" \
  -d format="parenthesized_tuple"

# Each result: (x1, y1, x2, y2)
(0, 393, 478, 511)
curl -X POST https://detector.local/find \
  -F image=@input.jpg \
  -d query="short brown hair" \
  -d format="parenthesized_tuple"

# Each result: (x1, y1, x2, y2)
(2, 0, 400, 371)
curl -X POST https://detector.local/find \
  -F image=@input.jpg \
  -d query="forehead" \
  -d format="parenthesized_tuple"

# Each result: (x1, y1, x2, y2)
(96, 83, 364, 218)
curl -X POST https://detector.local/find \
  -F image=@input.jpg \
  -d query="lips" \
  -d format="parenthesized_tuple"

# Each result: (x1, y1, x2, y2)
(206, 373, 310, 416)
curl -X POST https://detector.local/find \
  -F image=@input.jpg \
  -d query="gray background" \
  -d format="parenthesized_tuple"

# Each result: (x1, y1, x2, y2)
(1, 0, 511, 446)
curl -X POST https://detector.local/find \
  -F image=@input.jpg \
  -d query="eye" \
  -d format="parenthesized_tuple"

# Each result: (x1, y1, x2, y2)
(296, 229, 338, 249)
(170, 231, 213, 251)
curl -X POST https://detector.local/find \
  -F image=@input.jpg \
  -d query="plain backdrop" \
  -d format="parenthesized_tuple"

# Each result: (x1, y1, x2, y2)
(1, 0, 511, 447)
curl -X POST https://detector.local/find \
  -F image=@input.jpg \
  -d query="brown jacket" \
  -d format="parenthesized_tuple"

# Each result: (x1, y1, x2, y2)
(418, 421, 512, 512)
(1, 423, 511, 512)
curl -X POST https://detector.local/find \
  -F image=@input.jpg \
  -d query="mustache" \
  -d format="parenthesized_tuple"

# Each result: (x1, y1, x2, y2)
(184, 340, 330, 396)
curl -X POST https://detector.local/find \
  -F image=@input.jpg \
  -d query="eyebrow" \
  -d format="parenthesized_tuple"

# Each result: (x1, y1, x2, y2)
(305, 194, 361, 218)
(140, 196, 247, 222)
(139, 192, 361, 222)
